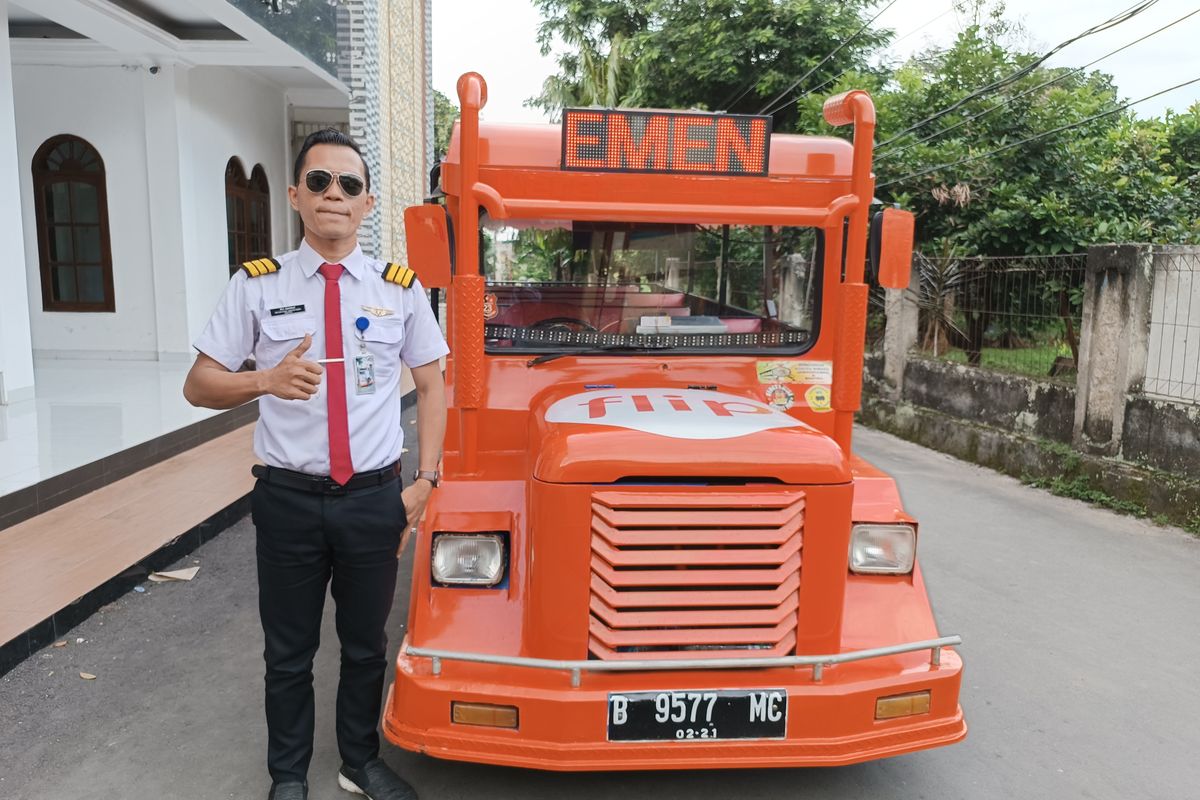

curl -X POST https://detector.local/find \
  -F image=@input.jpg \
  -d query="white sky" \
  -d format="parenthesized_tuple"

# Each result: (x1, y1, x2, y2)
(432, 0, 1198, 124)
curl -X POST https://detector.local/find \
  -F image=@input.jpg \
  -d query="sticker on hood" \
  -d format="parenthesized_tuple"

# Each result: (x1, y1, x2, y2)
(544, 388, 803, 440)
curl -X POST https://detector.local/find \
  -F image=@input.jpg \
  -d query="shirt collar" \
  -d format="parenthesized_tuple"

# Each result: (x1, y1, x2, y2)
(297, 238, 368, 281)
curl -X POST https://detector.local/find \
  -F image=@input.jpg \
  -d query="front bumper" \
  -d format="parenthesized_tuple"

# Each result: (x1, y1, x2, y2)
(383, 638, 966, 770)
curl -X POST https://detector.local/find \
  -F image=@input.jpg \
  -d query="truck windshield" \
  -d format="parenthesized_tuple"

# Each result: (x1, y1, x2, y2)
(481, 217, 821, 355)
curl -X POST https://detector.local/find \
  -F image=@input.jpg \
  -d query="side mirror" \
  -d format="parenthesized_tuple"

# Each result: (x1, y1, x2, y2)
(404, 204, 453, 289)
(869, 207, 914, 290)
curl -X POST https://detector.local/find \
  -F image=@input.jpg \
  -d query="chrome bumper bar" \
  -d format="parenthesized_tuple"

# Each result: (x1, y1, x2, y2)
(403, 635, 961, 688)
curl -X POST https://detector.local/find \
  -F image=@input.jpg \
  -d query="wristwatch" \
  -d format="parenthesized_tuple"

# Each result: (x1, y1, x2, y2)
(413, 469, 440, 488)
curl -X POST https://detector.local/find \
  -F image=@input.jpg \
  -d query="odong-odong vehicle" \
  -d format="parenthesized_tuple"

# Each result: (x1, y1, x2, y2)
(386, 71, 965, 770)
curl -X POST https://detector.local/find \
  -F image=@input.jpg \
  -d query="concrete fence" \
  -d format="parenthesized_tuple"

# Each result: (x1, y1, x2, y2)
(869, 244, 1200, 495)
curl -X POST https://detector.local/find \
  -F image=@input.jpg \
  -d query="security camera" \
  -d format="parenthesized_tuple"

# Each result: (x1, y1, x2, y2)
(149, 65, 160, 75)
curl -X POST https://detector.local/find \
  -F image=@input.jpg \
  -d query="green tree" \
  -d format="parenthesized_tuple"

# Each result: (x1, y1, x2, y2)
(873, 1, 1199, 254)
(512, 228, 575, 282)
(869, 2, 1200, 366)
(433, 90, 460, 161)
(530, 0, 892, 132)
(1162, 104, 1200, 230)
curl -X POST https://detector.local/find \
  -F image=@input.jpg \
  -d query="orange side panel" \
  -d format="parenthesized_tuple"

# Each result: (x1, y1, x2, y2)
(833, 283, 868, 411)
(452, 274, 486, 409)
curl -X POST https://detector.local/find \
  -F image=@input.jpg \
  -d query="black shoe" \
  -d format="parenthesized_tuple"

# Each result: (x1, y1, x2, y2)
(268, 781, 307, 800)
(338, 758, 418, 800)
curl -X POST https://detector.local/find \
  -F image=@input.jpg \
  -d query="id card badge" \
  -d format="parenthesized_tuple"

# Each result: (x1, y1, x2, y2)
(353, 353, 376, 395)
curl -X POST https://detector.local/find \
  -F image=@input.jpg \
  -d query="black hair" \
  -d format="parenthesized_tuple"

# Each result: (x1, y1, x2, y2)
(293, 127, 371, 191)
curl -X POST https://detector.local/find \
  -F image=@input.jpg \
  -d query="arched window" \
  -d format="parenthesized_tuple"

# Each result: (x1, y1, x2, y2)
(32, 135, 114, 312)
(225, 158, 272, 276)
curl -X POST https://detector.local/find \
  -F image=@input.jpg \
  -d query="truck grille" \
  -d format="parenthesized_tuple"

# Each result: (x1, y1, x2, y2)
(589, 490, 804, 660)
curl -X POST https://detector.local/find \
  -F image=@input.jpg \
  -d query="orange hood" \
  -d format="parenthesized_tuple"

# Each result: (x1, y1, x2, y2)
(531, 388, 849, 484)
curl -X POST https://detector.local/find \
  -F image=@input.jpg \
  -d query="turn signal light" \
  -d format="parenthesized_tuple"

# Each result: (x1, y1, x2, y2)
(875, 691, 931, 720)
(451, 701, 519, 729)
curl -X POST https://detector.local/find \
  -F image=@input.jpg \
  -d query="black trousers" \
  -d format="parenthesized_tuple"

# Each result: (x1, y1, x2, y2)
(251, 476, 407, 784)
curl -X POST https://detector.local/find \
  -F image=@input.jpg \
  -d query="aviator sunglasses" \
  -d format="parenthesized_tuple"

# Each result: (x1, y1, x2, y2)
(303, 168, 366, 197)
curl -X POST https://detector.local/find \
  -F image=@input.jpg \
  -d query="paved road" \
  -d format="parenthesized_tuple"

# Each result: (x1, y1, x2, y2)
(2, 423, 1198, 799)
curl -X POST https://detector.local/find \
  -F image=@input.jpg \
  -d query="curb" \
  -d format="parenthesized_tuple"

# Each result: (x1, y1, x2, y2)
(858, 393, 1200, 534)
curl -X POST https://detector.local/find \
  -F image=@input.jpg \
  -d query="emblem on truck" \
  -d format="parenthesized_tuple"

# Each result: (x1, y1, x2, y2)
(544, 388, 802, 440)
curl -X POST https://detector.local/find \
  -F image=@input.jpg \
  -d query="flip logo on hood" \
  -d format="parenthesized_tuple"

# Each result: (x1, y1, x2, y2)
(544, 388, 803, 440)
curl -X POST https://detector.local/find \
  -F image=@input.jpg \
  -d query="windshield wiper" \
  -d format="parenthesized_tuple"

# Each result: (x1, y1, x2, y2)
(526, 343, 674, 367)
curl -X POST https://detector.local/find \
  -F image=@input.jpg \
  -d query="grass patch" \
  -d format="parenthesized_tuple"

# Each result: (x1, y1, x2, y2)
(1024, 474, 1149, 517)
(920, 344, 1071, 380)
(1037, 439, 1081, 471)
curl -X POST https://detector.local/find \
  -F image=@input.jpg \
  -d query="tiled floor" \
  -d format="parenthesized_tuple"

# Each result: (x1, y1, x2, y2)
(0, 358, 221, 496)
(0, 424, 256, 647)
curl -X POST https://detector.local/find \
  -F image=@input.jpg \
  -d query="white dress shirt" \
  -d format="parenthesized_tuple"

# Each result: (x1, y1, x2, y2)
(194, 240, 449, 475)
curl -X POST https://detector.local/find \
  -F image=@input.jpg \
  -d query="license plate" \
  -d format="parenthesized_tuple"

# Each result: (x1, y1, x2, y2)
(607, 689, 787, 742)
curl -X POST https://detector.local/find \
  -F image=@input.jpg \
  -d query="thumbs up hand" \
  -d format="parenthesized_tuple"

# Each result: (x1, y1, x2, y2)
(263, 333, 324, 401)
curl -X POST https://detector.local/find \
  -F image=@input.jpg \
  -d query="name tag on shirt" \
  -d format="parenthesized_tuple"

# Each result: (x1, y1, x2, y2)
(269, 305, 306, 316)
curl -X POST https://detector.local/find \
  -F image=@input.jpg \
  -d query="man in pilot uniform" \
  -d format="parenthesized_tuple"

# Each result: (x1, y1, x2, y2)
(184, 128, 447, 800)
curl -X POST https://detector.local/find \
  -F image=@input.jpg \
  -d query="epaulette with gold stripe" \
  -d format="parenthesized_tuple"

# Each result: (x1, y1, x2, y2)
(240, 257, 281, 278)
(383, 262, 417, 288)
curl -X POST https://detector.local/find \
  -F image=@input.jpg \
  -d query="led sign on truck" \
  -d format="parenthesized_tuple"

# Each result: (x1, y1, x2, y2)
(562, 109, 771, 176)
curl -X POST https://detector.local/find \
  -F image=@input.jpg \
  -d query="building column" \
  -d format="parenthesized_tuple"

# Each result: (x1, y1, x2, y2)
(141, 62, 195, 360)
(0, 0, 36, 403)
(379, 0, 429, 260)
(1073, 244, 1154, 455)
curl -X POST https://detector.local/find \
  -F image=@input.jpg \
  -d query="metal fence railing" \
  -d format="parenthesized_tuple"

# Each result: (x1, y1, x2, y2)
(907, 252, 1087, 381)
(1145, 249, 1200, 403)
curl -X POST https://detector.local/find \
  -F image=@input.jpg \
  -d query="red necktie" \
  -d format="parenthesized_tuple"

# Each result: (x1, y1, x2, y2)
(318, 263, 354, 485)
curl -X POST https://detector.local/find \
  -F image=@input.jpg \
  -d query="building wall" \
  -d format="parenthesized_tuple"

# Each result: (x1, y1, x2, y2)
(9, 0, 422, 363)
(331, 0, 428, 263)
(339, 0, 379, 257)
(0, 1, 35, 401)
(182, 66, 291, 347)
(12, 64, 292, 359)
(424, 0, 434, 175)
(14, 64, 158, 358)
(378, 0, 429, 261)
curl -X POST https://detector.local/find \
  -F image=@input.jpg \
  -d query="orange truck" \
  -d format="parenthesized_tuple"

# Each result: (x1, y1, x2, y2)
(385, 72, 965, 770)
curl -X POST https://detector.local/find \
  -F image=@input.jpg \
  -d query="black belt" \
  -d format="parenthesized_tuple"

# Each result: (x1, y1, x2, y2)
(251, 462, 400, 495)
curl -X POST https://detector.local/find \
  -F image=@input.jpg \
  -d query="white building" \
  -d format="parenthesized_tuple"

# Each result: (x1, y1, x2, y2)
(0, 0, 432, 405)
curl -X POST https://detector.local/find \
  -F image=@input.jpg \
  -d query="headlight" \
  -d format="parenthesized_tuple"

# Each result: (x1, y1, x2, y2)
(431, 533, 506, 586)
(849, 524, 916, 574)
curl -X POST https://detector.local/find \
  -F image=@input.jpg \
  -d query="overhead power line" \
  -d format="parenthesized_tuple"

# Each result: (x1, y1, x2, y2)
(720, 2, 948, 117)
(755, 0, 903, 116)
(796, 66, 857, 108)
(719, 57, 776, 113)
(876, 75, 1200, 190)
(892, 5, 956, 47)
(874, 0, 1161, 150)
(875, 5, 1200, 163)
(775, 5, 957, 113)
